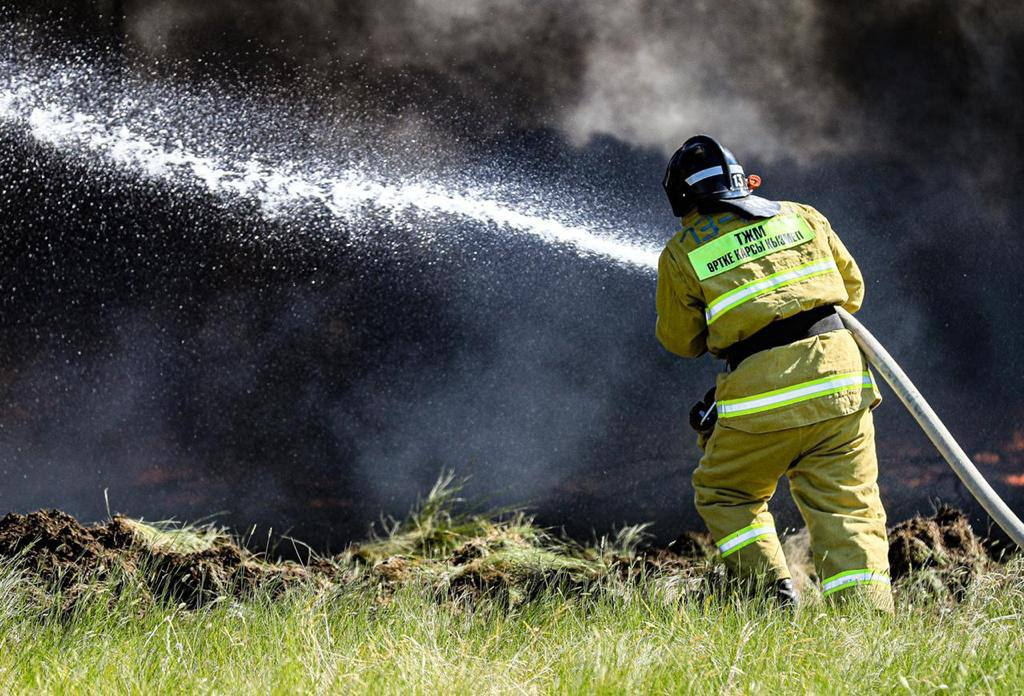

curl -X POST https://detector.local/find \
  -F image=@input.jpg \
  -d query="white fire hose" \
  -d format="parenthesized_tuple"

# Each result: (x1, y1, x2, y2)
(837, 307, 1024, 549)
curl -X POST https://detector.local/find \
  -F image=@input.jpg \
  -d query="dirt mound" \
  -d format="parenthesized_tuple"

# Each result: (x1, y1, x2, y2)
(0, 510, 337, 610)
(0, 510, 124, 586)
(1, 504, 1006, 611)
(361, 526, 716, 608)
(888, 506, 990, 598)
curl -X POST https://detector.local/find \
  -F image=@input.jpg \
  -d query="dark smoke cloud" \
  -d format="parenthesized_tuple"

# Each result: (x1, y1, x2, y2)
(3, 1, 1024, 548)
(11, 2, 1024, 161)
(109, 2, 1024, 166)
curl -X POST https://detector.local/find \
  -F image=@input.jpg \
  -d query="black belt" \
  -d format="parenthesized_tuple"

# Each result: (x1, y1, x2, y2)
(723, 305, 843, 371)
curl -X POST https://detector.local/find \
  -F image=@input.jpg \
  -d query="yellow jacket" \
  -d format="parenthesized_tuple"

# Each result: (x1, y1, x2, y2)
(656, 201, 879, 433)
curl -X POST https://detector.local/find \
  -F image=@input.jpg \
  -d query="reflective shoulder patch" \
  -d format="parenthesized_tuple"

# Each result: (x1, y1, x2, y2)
(686, 214, 815, 281)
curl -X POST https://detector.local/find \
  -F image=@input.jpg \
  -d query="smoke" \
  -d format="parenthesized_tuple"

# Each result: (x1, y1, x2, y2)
(113, 0, 853, 161)
(110, 2, 1024, 164)
(2, 2, 1024, 546)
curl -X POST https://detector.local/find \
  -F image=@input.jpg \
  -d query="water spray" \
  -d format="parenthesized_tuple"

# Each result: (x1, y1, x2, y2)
(838, 307, 1024, 549)
(0, 51, 660, 273)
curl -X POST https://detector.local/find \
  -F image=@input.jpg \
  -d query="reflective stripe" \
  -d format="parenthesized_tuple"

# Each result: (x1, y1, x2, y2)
(822, 569, 891, 596)
(684, 164, 744, 186)
(716, 524, 776, 557)
(704, 259, 839, 324)
(717, 372, 874, 418)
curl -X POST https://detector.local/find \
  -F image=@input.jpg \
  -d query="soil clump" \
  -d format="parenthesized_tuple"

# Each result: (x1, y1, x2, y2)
(888, 506, 990, 598)
(0, 509, 339, 610)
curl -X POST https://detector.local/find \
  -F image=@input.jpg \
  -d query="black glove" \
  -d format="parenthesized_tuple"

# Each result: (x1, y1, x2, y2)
(688, 387, 718, 436)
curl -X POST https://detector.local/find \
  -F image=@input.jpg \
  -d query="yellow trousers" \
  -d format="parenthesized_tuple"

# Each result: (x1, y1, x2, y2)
(693, 407, 892, 610)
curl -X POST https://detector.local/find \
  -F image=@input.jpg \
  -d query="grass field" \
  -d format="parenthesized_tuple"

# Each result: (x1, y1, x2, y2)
(2, 562, 1023, 694)
(1, 478, 1021, 694)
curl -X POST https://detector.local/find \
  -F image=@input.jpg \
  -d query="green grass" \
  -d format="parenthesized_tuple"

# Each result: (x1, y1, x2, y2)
(0, 478, 1021, 694)
(0, 558, 1022, 694)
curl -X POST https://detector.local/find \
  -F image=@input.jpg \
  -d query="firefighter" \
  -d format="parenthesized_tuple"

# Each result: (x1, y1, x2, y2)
(656, 135, 892, 611)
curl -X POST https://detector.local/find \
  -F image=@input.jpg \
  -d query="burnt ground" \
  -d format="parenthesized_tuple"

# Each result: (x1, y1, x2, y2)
(0, 506, 1008, 613)
(887, 505, 994, 600)
(0, 509, 342, 611)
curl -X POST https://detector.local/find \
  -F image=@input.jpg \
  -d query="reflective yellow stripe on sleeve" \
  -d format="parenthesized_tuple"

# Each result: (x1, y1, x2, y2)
(717, 372, 875, 418)
(705, 259, 839, 324)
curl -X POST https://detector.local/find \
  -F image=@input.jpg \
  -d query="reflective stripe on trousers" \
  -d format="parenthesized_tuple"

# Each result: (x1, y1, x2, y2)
(822, 569, 891, 596)
(705, 259, 839, 325)
(717, 372, 875, 418)
(716, 523, 777, 558)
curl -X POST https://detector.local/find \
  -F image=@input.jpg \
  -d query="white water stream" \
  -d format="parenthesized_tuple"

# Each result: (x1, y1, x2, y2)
(0, 58, 660, 273)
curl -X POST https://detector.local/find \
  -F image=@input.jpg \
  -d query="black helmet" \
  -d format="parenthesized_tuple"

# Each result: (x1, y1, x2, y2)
(662, 135, 780, 219)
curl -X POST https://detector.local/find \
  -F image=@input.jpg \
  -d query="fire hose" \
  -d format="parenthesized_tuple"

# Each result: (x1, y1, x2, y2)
(837, 307, 1024, 550)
